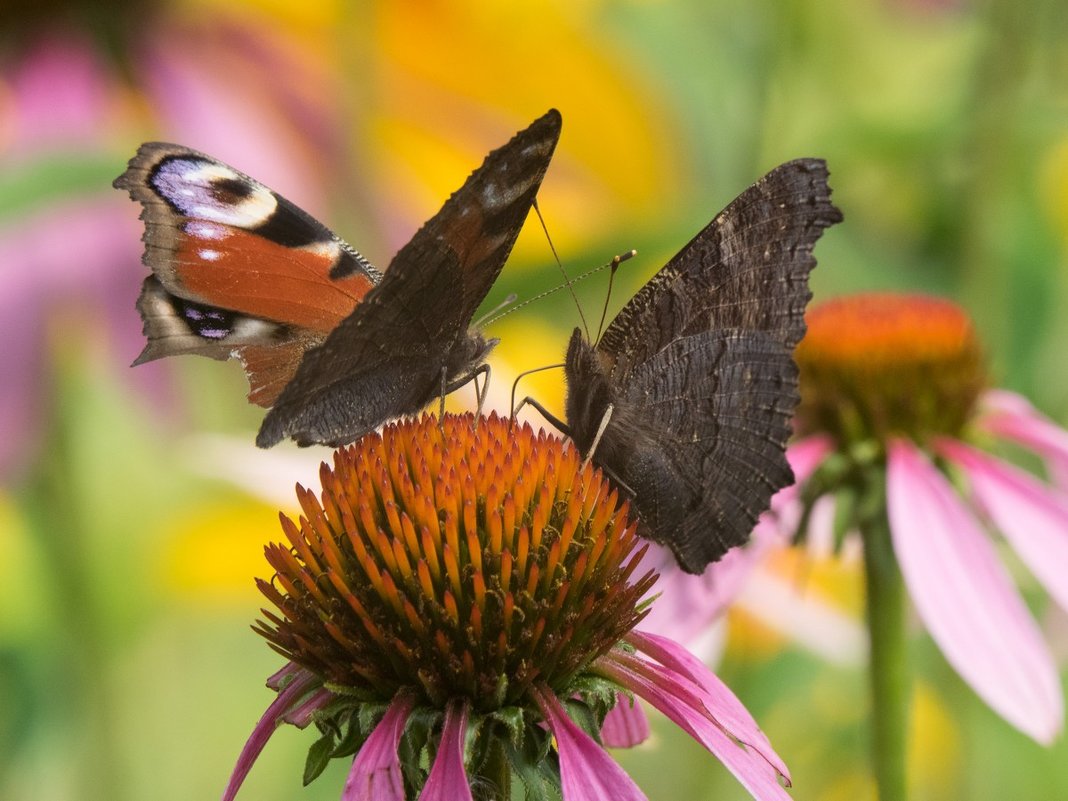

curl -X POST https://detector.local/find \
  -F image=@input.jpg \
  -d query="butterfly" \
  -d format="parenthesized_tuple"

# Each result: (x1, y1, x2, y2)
(115, 109, 562, 447)
(554, 159, 842, 573)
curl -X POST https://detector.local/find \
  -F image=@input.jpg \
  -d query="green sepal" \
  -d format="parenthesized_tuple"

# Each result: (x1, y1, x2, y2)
(504, 719, 559, 801)
(489, 706, 528, 748)
(303, 732, 336, 786)
(562, 698, 602, 745)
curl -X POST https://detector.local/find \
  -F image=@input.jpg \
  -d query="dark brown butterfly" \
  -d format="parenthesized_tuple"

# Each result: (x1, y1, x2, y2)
(115, 109, 562, 447)
(561, 159, 842, 573)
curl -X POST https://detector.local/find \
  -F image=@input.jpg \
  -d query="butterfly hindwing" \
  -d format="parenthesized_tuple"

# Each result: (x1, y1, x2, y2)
(256, 109, 563, 447)
(565, 159, 842, 573)
(115, 143, 382, 407)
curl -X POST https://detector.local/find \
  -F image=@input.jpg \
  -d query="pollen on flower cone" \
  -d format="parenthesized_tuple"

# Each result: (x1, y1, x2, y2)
(253, 413, 654, 711)
(796, 293, 986, 444)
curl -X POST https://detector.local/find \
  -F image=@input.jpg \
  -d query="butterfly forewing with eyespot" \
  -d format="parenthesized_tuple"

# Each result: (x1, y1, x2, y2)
(565, 159, 843, 573)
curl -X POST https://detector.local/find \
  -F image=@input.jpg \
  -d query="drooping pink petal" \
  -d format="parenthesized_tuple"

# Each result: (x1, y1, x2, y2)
(887, 440, 1063, 743)
(532, 685, 649, 801)
(936, 439, 1068, 616)
(626, 632, 789, 781)
(282, 687, 335, 728)
(265, 661, 302, 690)
(600, 694, 649, 748)
(418, 699, 473, 801)
(977, 389, 1068, 489)
(597, 653, 791, 801)
(639, 516, 783, 654)
(343, 691, 415, 801)
(221, 668, 320, 801)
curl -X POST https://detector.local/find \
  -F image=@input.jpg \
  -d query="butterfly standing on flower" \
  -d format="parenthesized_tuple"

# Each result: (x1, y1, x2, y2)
(115, 109, 562, 447)
(529, 159, 843, 573)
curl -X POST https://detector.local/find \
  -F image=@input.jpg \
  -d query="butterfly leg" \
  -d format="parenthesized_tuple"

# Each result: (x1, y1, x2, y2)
(511, 395, 571, 436)
(441, 364, 492, 428)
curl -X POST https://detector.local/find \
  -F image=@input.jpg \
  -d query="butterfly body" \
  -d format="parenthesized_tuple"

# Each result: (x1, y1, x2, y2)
(116, 110, 562, 446)
(564, 158, 843, 573)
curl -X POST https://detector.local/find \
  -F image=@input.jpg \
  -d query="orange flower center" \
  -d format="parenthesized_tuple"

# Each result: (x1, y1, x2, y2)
(795, 293, 986, 444)
(255, 413, 653, 711)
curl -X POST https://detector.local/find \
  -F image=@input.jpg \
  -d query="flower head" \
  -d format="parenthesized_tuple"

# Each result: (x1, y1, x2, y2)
(790, 292, 1068, 744)
(224, 413, 793, 800)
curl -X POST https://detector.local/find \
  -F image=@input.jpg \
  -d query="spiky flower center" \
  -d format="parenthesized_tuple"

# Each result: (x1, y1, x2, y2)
(255, 413, 653, 712)
(796, 293, 986, 444)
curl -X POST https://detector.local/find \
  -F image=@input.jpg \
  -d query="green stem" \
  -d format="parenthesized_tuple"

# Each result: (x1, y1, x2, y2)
(860, 512, 909, 801)
(472, 735, 511, 801)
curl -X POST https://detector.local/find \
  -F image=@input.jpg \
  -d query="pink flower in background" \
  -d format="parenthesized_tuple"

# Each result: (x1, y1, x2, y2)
(787, 293, 1068, 744)
(0, 20, 339, 479)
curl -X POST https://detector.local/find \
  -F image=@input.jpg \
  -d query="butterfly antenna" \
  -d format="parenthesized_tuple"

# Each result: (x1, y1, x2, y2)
(594, 250, 636, 343)
(473, 293, 518, 329)
(533, 198, 590, 341)
(482, 259, 616, 327)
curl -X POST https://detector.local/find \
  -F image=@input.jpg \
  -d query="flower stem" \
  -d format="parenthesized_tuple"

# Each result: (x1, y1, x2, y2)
(860, 511, 909, 801)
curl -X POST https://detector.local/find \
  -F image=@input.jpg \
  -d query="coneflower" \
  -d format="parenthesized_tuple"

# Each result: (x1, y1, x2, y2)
(222, 413, 792, 801)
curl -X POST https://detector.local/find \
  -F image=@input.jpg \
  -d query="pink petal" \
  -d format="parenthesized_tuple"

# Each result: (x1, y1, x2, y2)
(887, 440, 1063, 743)
(627, 632, 789, 781)
(978, 389, 1068, 489)
(221, 669, 319, 801)
(282, 688, 335, 728)
(937, 439, 1068, 616)
(598, 654, 791, 801)
(600, 694, 650, 748)
(343, 691, 415, 801)
(418, 700, 473, 801)
(639, 516, 783, 651)
(767, 437, 837, 547)
(532, 685, 648, 801)
(786, 435, 836, 481)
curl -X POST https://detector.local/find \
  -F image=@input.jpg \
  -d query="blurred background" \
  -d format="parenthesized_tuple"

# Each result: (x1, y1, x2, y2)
(2, 0, 1067, 799)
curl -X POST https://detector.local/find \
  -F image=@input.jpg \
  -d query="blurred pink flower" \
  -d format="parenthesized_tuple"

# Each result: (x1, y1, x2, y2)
(786, 293, 1068, 744)
(0, 20, 339, 478)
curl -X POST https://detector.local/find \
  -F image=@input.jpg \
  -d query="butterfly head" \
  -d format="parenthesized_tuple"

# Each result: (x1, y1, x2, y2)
(563, 328, 617, 457)
(448, 331, 499, 383)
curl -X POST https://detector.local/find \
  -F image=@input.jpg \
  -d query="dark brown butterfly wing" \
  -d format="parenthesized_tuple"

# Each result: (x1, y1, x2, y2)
(115, 143, 381, 406)
(616, 331, 798, 571)
(257, 109, 563, 448)
(565, 159, 842, 573)
(597, 159, 842, 381)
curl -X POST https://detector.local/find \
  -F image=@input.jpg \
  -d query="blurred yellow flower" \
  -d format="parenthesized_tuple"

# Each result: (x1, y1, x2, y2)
(160, 500, 282, 604)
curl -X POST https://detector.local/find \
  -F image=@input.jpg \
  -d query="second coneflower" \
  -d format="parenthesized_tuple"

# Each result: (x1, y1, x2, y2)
(788, 293, 1067, 799)
(222, 413, 792, 801)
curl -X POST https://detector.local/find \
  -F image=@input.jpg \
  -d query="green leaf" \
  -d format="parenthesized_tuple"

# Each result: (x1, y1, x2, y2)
(303, 732, 337, 786)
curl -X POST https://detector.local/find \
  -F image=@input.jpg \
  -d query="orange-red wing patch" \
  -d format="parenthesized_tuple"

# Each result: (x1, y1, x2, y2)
(174, 230, 373, 333)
